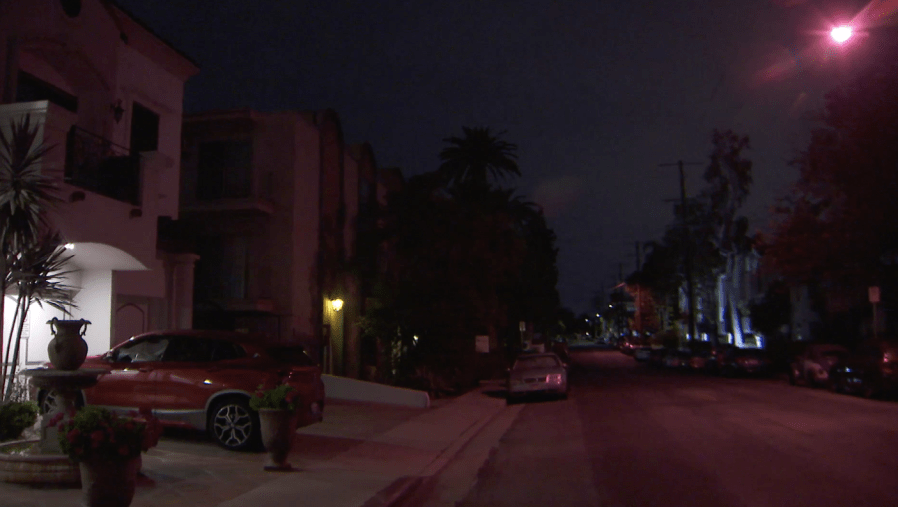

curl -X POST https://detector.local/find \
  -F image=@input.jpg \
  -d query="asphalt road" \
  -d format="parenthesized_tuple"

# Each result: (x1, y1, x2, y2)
(454, 347, 898, 507)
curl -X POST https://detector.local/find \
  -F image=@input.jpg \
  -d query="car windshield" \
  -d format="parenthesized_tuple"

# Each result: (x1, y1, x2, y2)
(515, 356, 560, 370)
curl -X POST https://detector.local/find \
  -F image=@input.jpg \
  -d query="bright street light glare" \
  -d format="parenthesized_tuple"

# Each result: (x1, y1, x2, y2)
(831, 25, 853, 44)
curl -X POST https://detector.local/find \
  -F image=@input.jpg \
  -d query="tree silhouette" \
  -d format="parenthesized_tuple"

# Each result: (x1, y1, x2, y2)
(438, 127, 520, 192)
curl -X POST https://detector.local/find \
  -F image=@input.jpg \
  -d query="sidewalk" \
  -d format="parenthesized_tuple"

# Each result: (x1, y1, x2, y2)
(0, 382, 510, 507)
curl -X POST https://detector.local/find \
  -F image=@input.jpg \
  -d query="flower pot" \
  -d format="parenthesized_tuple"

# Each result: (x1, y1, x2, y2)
(47, 318, 91, 371)
(79, 455, 140, 507)
(258, 409, 298, 471)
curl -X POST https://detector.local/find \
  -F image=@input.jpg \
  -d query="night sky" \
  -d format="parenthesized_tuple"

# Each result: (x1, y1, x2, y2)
(116, 0, 877, 314)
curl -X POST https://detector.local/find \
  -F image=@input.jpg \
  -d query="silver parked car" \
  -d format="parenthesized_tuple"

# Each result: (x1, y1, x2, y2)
(506, 352, 569, 404)
(789, 343, 848, 387)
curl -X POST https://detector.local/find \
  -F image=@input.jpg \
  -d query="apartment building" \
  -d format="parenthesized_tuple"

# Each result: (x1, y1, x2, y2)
(176, 109, 380, 378)
(0, 0, 198, 362)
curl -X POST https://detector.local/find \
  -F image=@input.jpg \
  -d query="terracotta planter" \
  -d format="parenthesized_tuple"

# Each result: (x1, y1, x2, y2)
(47, 318, 91, 371)
(79, 455, 140, 507)
(258, 409, 297, 471)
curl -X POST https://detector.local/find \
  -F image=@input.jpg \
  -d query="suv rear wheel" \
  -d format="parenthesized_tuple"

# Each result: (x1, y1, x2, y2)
(208, 398, 260, 451)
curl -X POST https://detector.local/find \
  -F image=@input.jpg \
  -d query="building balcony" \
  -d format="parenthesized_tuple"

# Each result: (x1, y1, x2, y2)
(0, 101, 142, 208)
(65, 126, 141, 206)
(180, 196, 275, 216)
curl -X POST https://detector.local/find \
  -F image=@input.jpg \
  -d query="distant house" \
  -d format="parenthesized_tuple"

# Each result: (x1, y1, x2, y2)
(174, 109, 383, 378)
(0, 0, 199, 362)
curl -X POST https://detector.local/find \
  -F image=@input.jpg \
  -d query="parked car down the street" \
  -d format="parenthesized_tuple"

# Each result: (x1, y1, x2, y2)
(662, 349, 692, 370)
(716, 346, 772, 377)
(633, 345, 653, 362)
(688, 348, 718, 374)
(506, 352, 569, 404)
(789, 343, 848, 387)
(34, 330, 325, 451)
(648, 347, 668, 368)
(829, 340, 898, 398)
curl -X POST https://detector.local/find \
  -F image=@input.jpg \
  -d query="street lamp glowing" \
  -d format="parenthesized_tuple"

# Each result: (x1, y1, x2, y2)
(330, 298, 343, 312)
(830, 25, 853, 44)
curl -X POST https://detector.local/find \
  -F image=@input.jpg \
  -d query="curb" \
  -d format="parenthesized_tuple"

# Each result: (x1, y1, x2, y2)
(380, 387, 510, 507)
(362, 476, 424, 507)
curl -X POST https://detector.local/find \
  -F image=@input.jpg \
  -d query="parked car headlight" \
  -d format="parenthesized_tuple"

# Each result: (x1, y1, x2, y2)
(547, 374, 563, 384)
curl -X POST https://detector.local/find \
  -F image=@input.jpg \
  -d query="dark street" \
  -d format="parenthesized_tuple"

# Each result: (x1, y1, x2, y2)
(455, 347, 898, 507)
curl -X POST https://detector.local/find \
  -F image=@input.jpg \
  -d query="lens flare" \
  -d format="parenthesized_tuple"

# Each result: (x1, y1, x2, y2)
(830, 25, 853, 43)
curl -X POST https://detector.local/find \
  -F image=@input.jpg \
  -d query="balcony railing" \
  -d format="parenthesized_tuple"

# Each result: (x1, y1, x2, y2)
(65, 126, 141, 206)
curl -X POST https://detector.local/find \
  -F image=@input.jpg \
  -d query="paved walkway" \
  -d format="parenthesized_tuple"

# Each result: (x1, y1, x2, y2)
(0, 382, 509, 507)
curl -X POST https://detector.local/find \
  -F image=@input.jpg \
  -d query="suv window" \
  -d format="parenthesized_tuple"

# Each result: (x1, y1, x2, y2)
(162, 337, 213, 362)
(161, 337, 246, 362)
(115, 336, 169, 363)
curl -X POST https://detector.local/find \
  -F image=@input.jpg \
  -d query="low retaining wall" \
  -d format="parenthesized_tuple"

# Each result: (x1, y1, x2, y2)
(322, 375, 430, 408)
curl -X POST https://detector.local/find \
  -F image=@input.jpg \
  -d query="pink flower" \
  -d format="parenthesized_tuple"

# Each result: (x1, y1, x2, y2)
(90, 430, 105, 447)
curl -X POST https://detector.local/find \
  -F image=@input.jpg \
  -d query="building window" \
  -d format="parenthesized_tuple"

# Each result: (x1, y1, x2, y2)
(16, 72, 78, 112)
(130, 102, 159, 152)
(195, 235, 249, 300)
(196, 140, 252, 200)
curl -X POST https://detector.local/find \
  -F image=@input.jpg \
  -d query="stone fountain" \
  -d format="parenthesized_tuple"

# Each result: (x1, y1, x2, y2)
(0, 318, 103, 486)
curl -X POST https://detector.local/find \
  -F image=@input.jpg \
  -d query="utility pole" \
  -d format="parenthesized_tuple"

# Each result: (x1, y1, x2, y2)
(634, 241, 642, 335)
(660, 160, 702, 343)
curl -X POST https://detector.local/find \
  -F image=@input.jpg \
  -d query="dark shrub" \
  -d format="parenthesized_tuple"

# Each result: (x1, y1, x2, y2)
(0, 401, 39, 441)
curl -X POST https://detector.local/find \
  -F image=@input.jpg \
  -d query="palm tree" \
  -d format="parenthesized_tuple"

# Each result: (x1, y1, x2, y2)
(0, 115, 71, 399)
(438, 127, 520, 193)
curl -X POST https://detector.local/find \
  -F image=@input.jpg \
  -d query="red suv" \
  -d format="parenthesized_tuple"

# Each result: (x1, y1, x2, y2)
(36, 330, 325, 451)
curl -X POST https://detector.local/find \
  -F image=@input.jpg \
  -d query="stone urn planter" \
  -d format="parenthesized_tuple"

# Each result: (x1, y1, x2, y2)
(46, 318, 91, 371)
(258, 409, 298, 471)
(79, 456, 140, 507)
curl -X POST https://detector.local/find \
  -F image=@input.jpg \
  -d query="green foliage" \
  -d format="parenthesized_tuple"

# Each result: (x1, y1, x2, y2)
(0, 115, 74, 402)
(55, 406, 160, 462)
(360, 126, 561, 390)
(0, 400, 37, 441)
(0, 115, 61, 250)
(768, 58, 898, 290)
(630, 129, 754, 334)
(749, 280, 791, 339)
(249, 384, 299, 411)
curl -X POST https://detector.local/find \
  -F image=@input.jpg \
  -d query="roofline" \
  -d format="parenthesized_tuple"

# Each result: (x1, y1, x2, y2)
(106, 0, 201, 69)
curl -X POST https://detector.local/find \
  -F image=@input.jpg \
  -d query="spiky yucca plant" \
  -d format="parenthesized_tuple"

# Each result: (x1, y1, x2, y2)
(0, 115, 73, 400)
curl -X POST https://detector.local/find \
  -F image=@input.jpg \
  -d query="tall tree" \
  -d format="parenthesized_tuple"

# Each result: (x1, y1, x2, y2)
(630, 129, 754, 342)
(438, 127, 520, 193)
(700, 130, 754, 344)
(767, 56, 898, 293)
(360, 127, 560, 391)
